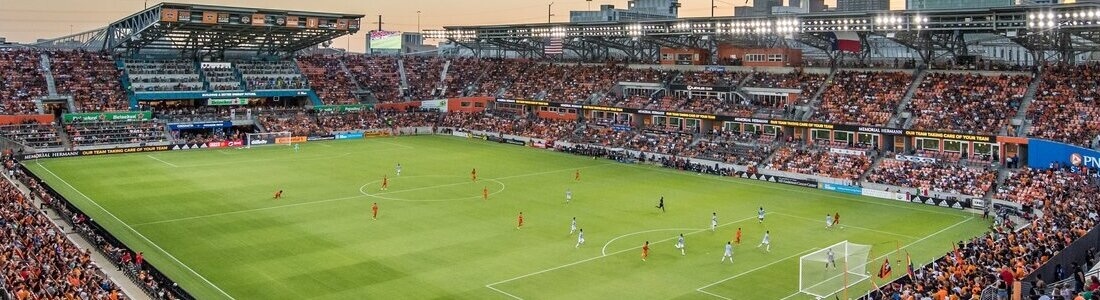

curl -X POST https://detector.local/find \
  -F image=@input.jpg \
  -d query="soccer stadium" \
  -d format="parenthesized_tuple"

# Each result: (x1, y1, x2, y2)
(1, 0, 1100, 299)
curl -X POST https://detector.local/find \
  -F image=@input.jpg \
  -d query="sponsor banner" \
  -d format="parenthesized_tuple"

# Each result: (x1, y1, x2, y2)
(206, 141, 226, 148)
(503, 139, 526, 146)
(207, 98, 248, 106)
(167, 121, 232, 130)
(307, 135, 335, 141)
(910, 195, 969, 210)
(735, 171, 818, 188)
(227, 140, 244, 147)
(170, 143, 208, 150)
(335, 133, 364, 140)
(363, 131, 390, 138)
(133, 90, 310, 101)
(819, 183, 863, 195)
(669, 84, 734, 92)
(420, 99, 448, 112)
(830, 148, 865, 156)
(532, 140, 554, 149)
(451, 131, 470, 138)
(64, 111, 152, 123)
(894, 154, 937, 164)
(275, 137, 307, 144)
(861, 188, 897, 200)
(1028, 138, 1100, 170)
(971, 199, 986, 210)
(18, 151, 81, 160)
(81, 145, 170, 157)
(249, 137, 274, 146)
(200, 62, 232, 69)
(314, 104, 372, 113)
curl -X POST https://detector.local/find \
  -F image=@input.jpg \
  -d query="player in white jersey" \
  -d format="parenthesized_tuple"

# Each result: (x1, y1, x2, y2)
(825, 214, 834, 229)
(395, 163, 402, 176)
(756, 231, 771, 252)
(711, 212, 718, 232)
(293, 143, 300, 152)
(757, 207, 765, 223)
(721, 241, 734, 263)
(565, 188, 572, 203)
(674, 234, 686, 255)
(575, 229, 585, 248)
(569, 217, 578, 235)
(825, 248, 836, 270)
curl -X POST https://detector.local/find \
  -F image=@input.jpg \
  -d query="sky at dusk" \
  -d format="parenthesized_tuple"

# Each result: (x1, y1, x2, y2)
(0, 0, 910, 53)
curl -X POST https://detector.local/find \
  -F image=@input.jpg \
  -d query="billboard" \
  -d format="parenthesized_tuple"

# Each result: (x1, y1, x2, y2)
(1028, 139, 1100, 170)
(369, 30, 402, 52)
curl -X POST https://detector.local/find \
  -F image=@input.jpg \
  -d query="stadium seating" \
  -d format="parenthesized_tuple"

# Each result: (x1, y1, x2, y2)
(473, 59, 528, 97)
(907, 72, 1029, 135)
(865, 158, 996, 197)
(260, 112, 324, 137)
(741, 70, 826, 103)
(0, 175, 125, 299)
(296, 55, 357, 104)
(0, 49, 48, 115)
(616, 67, 669, 84)
(237, 61, 307, 90)
(65, 120, 168, 147)
(49, 50, 127, 111)
(402, 56, 446, 100)
(441, 111, 576, 141)
(676, 70, 744, 86)
(343, 55, 400, 103)
(691, 131, 773, 165)
(442, 57, 493, 98)
(201, 64, 242, 91)
(0, 123, 63, 149)
(764, 146, 871, 181)
(1028, 63, 1100, 148)
(502, 63, 569, 100)
(544, 64, 626, 104)
(811, 71, 913, 127)
(125, 59, 203, 92)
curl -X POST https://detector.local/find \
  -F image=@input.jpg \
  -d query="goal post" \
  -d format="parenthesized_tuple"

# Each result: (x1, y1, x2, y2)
(799, 241, 872, 299)
(245, 132, 291, 148)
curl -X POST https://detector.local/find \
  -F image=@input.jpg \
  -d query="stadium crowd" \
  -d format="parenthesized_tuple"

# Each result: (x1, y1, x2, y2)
(866, 159, 996, 197)
(49, 50, 128, 112)
(742, 70, 827, 103)
(812, 71, 913, 127)
(0, 49, 48, 115)
(907, 73, 1030, 136)
(1028, 63, 1100, 149)
(764, 146, 872, 181)
(296, 55, 358, 105)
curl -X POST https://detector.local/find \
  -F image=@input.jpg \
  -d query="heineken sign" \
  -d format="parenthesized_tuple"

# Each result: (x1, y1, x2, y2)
(207, 98, 249, 106)
(64, 111, 152, 122)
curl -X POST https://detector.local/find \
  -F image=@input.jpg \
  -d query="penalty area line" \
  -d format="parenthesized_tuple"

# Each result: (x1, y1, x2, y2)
(695, 248, 819, 298)
(146, 155, 179, 167)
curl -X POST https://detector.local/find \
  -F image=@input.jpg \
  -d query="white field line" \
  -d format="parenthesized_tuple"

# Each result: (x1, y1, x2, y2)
(133, 163, 612, 227)
(146, 155, 179, 167)
(772, 212, 918, 239)
(36, 161, 237, 300)
(694, 248, 821, 296)
(487, 214, 768, 299)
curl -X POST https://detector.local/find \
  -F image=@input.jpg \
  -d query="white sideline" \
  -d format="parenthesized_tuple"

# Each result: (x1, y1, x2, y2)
(145, 155, 179, 167)
(35, 161, 238, 300)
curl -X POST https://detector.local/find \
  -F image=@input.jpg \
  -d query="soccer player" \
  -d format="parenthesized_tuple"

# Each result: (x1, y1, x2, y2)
(565, 188, 573, 203)
(574, 169, 580, 181)
(471, 168, 478, 182)
(294, 143, 299, 152)
(371, 203, 379, 220)
(641, 241, 650, 261)
(656, 196, 665, 212)
(757, 207, 766, 223)
(825, 248, 837, 270)
(721, 241, 734, 263)
(734, 227, 742, 245)
(395, 163, 402, 176)
(756, 231, 771, 252)
(517, 212, 524, 229)
(273, 190, 282, 199)
(675, 233, 686, 256)
(711, 212, 718, 232)
(575, 229, 585, 248)
(833, 212, 840, 227)
(381, 175, 389, 191)
(826, 214, 834, 229)
(569, 217, 578, 235)
(483, 186, 489, 200)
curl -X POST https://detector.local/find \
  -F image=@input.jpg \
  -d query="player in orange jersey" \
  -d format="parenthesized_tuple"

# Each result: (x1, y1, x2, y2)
(371, 203, 379, 220)
(273, 190, 282, 199)
(471, 168, 478, 182)
(734, 227, 742, 245)
(517, 212, 524, 229)
(381, 175, 389, 191)
(483, 186, 489, 200)
(641, 241, 650, 261)
(574, 169, 580, 181)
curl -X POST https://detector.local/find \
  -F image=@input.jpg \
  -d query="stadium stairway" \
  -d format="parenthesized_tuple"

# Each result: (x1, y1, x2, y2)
(735, 72, 755, 90)
(0, 174, 152, 300)
(437, 59, 452, 96)
(397, 58, 409, 92)
(1012, 72, 1043, 136)
(859, 153, 886, 183)
(39, 53, 59, 97)
(888, 68, 928, 128)
(798, 68, 837, 121)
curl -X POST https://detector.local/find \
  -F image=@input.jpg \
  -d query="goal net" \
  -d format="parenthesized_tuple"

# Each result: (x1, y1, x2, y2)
(799, 241, 872, 299)
(246, 132, 291, 148)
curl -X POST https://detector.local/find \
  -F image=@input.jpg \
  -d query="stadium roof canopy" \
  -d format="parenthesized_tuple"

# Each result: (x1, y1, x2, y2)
(32, 2, 364, 58)
(426, 3, 1100, 63)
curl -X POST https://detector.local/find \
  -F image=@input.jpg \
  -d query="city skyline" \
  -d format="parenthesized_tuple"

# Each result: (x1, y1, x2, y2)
(1, 0, 915, 53)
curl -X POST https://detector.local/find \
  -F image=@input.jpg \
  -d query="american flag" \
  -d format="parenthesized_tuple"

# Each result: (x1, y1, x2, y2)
(544, 37, 563, 55)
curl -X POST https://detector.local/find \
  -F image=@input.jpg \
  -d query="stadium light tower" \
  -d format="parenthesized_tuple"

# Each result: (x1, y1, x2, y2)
(548, 2, 555, 24)
(417, 11, 421, 32)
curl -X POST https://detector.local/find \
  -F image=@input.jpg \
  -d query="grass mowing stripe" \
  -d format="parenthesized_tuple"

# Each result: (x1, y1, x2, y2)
(35, 161, 237, 300)
(773, 212, 918, 239)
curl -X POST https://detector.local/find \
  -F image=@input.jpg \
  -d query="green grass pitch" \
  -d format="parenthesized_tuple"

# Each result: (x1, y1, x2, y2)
(25, 135, 990, 300)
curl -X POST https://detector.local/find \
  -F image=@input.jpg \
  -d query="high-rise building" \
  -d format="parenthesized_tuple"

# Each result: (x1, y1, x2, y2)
(570, 0, 679, 23)
(907, 0, 1012, 9)
(837, 0, 889, 11)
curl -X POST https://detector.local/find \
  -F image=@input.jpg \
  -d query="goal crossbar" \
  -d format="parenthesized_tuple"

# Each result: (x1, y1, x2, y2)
(798, 240, 872, 299)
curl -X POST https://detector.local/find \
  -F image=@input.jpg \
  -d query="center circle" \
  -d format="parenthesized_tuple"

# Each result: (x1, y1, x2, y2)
(357, 175, 507, 202)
